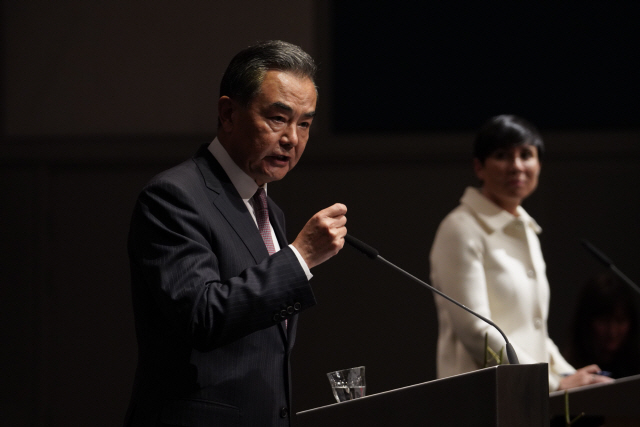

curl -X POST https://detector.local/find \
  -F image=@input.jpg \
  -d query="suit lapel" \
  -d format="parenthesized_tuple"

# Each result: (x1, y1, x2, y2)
(193, 146, 269, 264)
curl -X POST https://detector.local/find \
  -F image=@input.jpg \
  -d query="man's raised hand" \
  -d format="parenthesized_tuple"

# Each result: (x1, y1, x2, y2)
(292, 203, 347, 269)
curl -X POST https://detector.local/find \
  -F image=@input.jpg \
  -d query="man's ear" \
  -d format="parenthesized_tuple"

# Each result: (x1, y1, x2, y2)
(218, 96, 235, 132)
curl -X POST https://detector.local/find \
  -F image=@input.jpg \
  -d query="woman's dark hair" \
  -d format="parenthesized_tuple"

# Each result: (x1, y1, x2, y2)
(219, 40, 317, 108)
(565, 273, 640, 378)
(473, 115, 545, 163)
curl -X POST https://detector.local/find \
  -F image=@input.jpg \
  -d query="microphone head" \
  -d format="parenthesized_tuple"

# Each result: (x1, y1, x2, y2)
(344, 234, 379, 259)
(505, 343, 520, 365)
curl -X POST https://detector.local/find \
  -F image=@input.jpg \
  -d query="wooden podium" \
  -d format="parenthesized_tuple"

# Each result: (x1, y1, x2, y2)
(549, 374, 640, 427)
(297, 364, 549, 427)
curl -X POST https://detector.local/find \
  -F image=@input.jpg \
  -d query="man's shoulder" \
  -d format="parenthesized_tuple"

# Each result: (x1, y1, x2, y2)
(151, 158, 200, 185)
(147, 145, 220, 189)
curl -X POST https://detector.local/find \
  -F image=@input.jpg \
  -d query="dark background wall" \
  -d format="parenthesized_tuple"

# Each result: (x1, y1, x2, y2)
(331, 3, 640, 132)
(2, 2, 639, 426)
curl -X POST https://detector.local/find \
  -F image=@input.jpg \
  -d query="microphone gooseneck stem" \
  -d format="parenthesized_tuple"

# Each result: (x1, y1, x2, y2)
(611, 265, 640, 297)
(582, 239, 640, 297)
(344, 234, 519, 365)
(375, 255, 519, 365)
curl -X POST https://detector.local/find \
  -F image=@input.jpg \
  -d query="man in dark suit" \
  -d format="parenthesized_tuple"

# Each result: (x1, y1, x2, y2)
(125, 40, 347, 426)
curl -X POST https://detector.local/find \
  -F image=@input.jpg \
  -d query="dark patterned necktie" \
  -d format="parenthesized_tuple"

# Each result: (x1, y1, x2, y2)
(253, 188, 276, 255)
(253, 188, 287, 328)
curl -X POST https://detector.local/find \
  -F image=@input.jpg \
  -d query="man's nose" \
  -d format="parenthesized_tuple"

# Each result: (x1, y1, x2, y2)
(280, 124, 298, 148)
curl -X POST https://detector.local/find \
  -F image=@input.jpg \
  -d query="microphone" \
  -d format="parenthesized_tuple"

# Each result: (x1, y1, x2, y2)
(581, 239, 640, 297)
(344, 234, 520, 365)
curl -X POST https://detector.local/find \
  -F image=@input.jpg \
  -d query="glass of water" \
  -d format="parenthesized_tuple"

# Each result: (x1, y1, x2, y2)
(326, 366, 366, 403)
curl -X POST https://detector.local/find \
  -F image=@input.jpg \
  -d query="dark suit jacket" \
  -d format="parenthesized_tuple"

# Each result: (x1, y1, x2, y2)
(125, 144, 316, 427)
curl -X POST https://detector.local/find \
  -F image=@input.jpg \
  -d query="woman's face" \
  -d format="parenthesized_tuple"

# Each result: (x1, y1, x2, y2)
(592, 306, 631, 355)
(474, 143, 541, 214)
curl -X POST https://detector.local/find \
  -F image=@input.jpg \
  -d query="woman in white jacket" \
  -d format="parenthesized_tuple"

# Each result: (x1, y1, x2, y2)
(429, 115, 613, 391)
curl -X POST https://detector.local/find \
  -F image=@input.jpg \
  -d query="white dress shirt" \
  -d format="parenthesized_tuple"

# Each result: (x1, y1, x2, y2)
(430, 186, 575, 391)
(208, 138, 312, 280)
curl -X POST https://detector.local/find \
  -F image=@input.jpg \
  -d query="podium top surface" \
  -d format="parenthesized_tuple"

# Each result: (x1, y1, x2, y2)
(297, 364, 549, 427)
(549, 374, 640, 418)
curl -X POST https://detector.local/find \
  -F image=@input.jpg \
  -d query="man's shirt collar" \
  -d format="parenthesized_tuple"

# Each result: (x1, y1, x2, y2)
(208, 137, 265, 200)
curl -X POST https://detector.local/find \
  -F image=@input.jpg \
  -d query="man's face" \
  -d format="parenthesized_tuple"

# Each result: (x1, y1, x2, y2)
(219, 70, 317, 186)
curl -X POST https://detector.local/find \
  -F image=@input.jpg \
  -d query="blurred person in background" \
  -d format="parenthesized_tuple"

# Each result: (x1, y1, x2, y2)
(565, 272, 640, 379)
(429, 114, 613, 391)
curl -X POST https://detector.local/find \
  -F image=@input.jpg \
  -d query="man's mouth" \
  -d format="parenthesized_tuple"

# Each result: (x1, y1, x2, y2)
(268, 154, 289, 162)
(265, 154, 290, 166)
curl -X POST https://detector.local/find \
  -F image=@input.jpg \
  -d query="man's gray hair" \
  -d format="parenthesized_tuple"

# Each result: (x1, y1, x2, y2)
(219, 40, 317, 107)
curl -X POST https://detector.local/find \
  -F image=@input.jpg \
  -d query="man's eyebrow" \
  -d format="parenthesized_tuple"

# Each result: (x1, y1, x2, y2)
(271, 102, 293, 113)
(271, 101, 316, 118)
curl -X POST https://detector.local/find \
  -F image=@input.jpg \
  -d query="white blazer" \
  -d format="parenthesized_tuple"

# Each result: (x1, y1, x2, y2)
(430, 187, 575, 391)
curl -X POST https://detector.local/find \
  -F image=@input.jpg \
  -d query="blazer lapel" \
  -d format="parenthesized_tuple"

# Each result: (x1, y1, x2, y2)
(193, 145, 269, 264)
